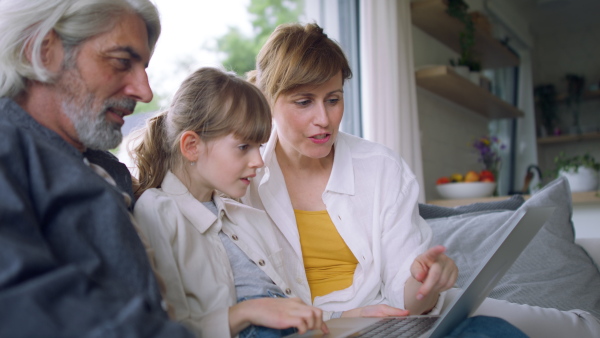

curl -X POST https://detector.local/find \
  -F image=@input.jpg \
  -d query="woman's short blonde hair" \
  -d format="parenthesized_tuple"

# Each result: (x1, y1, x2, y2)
(248, 23, 352, 105)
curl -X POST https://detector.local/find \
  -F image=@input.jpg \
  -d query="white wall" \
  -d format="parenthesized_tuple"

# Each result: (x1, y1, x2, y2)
(412, 0, 600, 235)
(573, 204, 600, 239)
(529, 6, 600, 239)
(412, 26, 490, 201)
(532, 23, 600, 175)
(417, 88, 489, 200)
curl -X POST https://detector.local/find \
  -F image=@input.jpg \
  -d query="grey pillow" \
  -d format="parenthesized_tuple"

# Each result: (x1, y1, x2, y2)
(419, 194, 525, 219)
(424, 177, 600, 318)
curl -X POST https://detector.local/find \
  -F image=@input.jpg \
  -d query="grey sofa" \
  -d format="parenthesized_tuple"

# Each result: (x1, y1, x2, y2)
(419, 177, 600, 319)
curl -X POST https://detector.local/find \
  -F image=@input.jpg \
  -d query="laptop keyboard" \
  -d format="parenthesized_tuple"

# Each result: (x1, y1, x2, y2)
(349, 317, 438, 337)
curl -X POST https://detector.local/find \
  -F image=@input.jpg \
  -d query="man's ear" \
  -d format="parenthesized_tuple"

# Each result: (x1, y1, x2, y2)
(25, 30, 64, 71)
(180, 131, 201, 163)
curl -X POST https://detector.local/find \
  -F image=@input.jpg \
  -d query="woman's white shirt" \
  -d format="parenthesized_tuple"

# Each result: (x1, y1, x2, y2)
(243, 128, 441, 319)
(134, 171, 294, 337)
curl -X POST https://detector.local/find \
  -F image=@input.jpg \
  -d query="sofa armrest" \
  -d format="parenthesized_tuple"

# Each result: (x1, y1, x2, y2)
(575, 238, 600, 271)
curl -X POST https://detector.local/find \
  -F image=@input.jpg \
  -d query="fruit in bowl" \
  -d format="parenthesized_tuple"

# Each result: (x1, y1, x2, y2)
(464, 170, 480, 182)
(435, 169, 497, 199)
(450, 173, 463, 182)
(436, 181, 496, 199)
(436, 177, 450, 185)
(479, 170, 495, 182)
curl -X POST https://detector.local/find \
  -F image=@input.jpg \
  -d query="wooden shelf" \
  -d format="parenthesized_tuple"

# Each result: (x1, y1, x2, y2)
(416, 65, 525, 119)
(426, 195, 508, 207)
(411, 0, 519, 69)
(572, 191, 600, 204)
(427, 191, 600, 207)
(535, 89, 600, 104)
(537, 132, 600, 145)
(571, 89, 600, 101)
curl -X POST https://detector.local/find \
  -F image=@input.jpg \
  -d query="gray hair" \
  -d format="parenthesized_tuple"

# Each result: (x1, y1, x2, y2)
(0, 0, 161, 98)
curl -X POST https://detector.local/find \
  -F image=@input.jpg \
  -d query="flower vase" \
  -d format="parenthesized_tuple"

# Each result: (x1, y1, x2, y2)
(473, 135, 505, 197)
(488, 163, 501, 197)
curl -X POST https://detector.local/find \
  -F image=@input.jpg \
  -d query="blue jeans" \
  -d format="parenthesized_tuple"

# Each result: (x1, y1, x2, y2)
(445, 315, 528, 338)
(238, 291, 299, 338)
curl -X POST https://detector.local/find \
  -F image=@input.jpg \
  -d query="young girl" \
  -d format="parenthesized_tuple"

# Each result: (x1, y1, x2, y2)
(130, 67, 326, 338)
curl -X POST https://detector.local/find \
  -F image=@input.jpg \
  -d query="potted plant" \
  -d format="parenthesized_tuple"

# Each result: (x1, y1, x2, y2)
(446, 0, 481, 82)
(552, 152, 599, 192)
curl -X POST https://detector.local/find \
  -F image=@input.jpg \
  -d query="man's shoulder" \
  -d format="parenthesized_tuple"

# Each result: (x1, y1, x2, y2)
(0, 117, 20, 145)
(0, 98, 79, 159)
(0, 109, 37, 166)
(0, 99, 22, 138)
(0, 98, 30, 132)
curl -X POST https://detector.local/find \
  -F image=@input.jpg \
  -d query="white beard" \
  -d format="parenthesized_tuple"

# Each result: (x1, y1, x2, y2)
(57, 66, 135, 150)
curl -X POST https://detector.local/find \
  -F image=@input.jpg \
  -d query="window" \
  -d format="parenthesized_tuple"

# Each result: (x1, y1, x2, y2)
(118, 0, 362, 165)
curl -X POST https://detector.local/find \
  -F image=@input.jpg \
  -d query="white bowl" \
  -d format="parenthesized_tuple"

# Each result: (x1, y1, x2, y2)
(436, 182, 497, 199)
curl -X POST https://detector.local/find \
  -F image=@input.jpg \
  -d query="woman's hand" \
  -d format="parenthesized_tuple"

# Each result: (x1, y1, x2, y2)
(341, 304, 409, 318)
(412, 245, 457, 298)
(405, 245, 458, 315)
(229, 297, 328, 337)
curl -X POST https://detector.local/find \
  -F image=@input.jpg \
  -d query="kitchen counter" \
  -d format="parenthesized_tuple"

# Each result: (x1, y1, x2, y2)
(426, 191, 600, 238)
(427, 191, 600, 207)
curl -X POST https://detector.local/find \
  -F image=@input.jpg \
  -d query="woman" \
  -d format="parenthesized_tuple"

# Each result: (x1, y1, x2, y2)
(244, 23, 456, 319)
(244, 23, 600, 337)
(131, 67, 326, 337)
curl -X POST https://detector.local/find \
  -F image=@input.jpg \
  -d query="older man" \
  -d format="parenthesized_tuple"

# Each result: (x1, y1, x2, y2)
(0, 0, 192, 336)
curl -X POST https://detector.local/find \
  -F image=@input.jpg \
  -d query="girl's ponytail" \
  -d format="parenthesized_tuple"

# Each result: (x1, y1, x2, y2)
(130, 111, 169, 198)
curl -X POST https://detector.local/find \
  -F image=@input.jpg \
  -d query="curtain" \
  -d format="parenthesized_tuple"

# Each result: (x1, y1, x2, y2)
(514, 51, 540, 192)
(359, 0, 425, 201)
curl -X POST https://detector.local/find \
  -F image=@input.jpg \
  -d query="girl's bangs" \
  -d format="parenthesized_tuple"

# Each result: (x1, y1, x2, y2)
(227, 85, 272, 144)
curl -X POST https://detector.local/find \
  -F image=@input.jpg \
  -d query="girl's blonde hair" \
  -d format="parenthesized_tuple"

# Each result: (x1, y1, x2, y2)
(247, 23, 352, 105)
(131, 67, 272, 196)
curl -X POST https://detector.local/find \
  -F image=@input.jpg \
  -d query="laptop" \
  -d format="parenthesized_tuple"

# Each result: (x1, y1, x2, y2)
(286, 206, 555, 338)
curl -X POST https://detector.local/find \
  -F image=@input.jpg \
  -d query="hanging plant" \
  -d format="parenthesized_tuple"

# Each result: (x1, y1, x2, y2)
(446, 0, 481, 71)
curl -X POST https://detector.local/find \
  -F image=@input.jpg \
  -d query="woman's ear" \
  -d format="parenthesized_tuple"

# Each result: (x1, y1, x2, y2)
(180, 131, 201, 163)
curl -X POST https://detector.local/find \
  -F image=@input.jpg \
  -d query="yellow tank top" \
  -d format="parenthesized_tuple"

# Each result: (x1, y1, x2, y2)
(295, 209, 358, 302)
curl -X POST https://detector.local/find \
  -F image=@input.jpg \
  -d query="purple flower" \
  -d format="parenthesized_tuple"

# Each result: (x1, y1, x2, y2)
(472, 136, 504, 172)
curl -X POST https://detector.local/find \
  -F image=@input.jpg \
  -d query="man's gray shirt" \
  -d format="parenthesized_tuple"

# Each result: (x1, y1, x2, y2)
(0, 98, 192, 337)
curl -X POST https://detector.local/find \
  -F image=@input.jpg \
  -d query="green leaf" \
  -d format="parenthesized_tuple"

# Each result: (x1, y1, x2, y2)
(207, 0, 305, 76)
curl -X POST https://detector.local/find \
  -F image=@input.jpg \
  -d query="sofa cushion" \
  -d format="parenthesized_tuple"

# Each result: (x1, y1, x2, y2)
(419, 194, 525, 219)
(422, 177, 600, 318)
